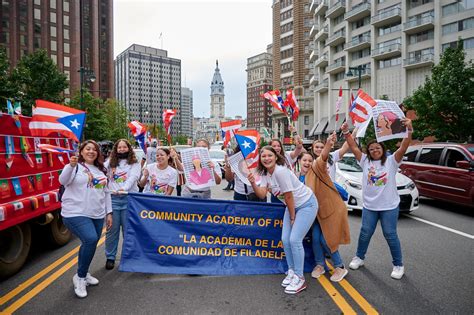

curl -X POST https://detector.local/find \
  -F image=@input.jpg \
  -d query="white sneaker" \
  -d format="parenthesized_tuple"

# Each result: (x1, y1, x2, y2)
(349, 257, 364, 270)
(330, 267, 348, 282)
(73, 274, 88, 298)
(284, 275, 307, 294)
(281, 269, 295, 287)
(85, 273, 99, 286)
(391, 266, 405, 280)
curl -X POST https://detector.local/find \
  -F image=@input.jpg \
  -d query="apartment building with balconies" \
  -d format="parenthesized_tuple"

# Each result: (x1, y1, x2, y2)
(308, 0, 474, 138)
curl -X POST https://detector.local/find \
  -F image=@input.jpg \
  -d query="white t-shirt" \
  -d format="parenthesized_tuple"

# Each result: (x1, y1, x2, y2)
(327, 151, 341, 182)
(358, 153, 401, 211)
(143, 164, 178, 195)
(59, 163, 112, 219)
(259, 165, 313, 208)
(105, 159, 141, 193)
(234, 175, 255, 195)
(283, 151, 297, 171)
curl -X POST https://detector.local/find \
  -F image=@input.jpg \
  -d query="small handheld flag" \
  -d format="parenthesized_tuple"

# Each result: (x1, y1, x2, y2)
(163, 109, 177, 144)
(220, 119, 242, 147)
(234, 130, 261, 169)
(128, 121, 147, 153)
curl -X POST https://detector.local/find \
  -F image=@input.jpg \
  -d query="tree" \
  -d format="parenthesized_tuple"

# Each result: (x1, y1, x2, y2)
(102, 99, 131, 142)
(404, 40, 474, 142)
(10, 49, 68, 116)
(0, 49, 18, 104)
(69, 91, 109, 141)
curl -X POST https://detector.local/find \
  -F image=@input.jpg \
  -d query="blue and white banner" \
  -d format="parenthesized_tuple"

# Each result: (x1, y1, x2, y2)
(120, 193, 314, 275)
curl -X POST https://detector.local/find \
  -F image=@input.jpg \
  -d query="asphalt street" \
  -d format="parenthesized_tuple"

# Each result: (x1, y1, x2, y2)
(1, 180, 473, 314)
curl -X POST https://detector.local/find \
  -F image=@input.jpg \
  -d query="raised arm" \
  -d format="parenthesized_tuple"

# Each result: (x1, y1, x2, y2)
(341, 122, 363, 161)
(248, 172, 267, 199)
(394, 118, 413, 163)
(321, 132, 336, 162)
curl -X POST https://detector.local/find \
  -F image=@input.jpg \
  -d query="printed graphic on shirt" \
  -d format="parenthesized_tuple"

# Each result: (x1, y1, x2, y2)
(91, 176, 107, 189)
(150, 175, 168, 195)
(367, 164, 387, 186)
(113, 171, 128, 183)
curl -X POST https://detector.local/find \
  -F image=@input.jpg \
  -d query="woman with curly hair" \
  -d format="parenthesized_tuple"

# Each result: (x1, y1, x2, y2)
(104, 139, 141, 270)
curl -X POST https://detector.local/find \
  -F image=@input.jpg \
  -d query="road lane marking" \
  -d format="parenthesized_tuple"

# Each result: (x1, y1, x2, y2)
(403, 214, 474, 239)
(326, 261, 379, 315)
(0, 245, 81, 306)
(1, 235, 105, 314)
(315, 274, 357, 314)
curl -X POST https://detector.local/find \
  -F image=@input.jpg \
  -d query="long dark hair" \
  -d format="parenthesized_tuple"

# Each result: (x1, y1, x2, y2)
(257, 146, 286, 175)
(108, 139, 138, 168)
(78, 140, 107, 175)
(366, 140, 387, 165)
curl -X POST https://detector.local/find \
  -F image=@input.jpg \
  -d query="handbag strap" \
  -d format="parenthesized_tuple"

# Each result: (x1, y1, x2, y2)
(310, 163, 339, 195)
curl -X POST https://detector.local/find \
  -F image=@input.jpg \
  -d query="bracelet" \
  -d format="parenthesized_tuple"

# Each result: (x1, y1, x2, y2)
(407, 128, 413, 133)
(342, 130, 350, 135)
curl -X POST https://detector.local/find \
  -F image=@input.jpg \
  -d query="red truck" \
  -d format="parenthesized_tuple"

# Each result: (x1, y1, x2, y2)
(0, 113, 72, 278)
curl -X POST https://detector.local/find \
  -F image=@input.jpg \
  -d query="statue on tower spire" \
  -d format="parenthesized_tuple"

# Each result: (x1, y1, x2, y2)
(216, 59, 218, 68)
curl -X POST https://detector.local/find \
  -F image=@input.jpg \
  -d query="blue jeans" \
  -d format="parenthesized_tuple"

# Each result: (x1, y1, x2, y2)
(233, 191, 266, 202)
(281, 195, 318, 277)
(63, 216, 103, 278)
(356, 207, 403, 266)
(105, 195, 128, 261)
(312, 221, 344, 269)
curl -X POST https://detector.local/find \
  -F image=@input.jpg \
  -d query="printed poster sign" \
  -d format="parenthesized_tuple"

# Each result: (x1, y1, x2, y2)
(181, 147, 216, 190)
(372, 100, 407, 142)
(119, 193, 315, 275)
(228, 152, 261, 186)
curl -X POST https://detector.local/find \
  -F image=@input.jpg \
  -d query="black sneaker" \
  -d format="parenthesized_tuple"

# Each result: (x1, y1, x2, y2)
(105, 259, 115, 270)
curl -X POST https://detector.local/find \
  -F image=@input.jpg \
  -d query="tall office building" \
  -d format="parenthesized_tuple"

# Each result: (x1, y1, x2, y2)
(0, 0, 114, 100)
(308, 0, 474, 138)
(246, 46, 273, 131)
(271, 0, 314, 140)
(210, 60, 225, 120)
(181, 87, 193, 138)
(115, 44, 181, 136)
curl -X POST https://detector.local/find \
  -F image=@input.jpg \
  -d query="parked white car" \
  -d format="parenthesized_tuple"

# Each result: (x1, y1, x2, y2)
(335, 154, 419, 212)
(209, 149, 226, 177)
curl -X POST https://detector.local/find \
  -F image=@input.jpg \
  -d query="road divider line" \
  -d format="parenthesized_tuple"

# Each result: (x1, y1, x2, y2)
(0, 245, 81, 306)
(1, 235, 105, 314)
(403, 214, 474, 239)
(326, 261, 379, 315)
(315, 274, 357, 314)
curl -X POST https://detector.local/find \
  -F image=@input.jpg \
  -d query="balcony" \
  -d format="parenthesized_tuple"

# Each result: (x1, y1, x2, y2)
(372, 43, 401, 59)
(403, 15, 435, 34)
(314, 53, 328, 67)
(309, 49, 319, 62)
(403, 53, 434, 69)
(345, 2, 371, 22)
(345, 34, 371, 52)
(315, 79, 328, 92)
(310, 0, 319, 14)
(327, 28, 346, 46)
(315, 0, 328, 16)
(345, 66, 371, 82)
(309, 75, 318, 86)
(371, 7, 401, 27)
(314, 26, 328, 42)
(326, 0, 346, 19)
(309, 24, 319, 40)
(326, 59, 346, 74)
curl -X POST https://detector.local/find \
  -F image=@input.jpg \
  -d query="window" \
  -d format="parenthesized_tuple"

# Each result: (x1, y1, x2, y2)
(335, 72, 345, 81)
(444, 150, 467, 168)
(50, 26, 57, 37)
(64, 29, 69, 40)
(409, 0, 433, 8)
(64, 56, 70, 67)
(442, 1, 474, 17)
(419, 148, 442, 165)
(304, 116, 309, 125)
(50, 40, 57, 51)
(34, 8, 41, 19)
(63, 0, 69, 12)
(409, 30, 434, 44)
(50, 0, 56, 9)
(64, 42, 70, 53)
(64, 15, 69, 26)
(379, 56, 401, 68)
(352, 16, 370, 30)
(404, 148, 418, 162)
(352, 48, 370, 60)
(50, 54, 57, 64)
(50, 12, 56, 23)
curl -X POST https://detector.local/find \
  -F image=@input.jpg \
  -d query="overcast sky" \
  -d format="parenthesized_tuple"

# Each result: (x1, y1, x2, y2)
(114, 0, 272, 119)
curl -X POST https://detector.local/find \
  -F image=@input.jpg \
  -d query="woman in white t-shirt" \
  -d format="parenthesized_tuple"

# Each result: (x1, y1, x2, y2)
(341, 119, 413, 280)
(104, 139, 141, 270)
(139, 148, 178, 195)
(249, 146, 317, 295)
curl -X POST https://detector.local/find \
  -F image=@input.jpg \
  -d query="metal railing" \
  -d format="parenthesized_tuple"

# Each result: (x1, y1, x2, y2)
(404, 53, 434, 66)
(404, 15, 434, 30)
(372, 7, 401, 24)
(372, 43, 401, 56)
(345, 2, 370, 20)
(346, 34, 371, 49)
(326, 0, 346, 17)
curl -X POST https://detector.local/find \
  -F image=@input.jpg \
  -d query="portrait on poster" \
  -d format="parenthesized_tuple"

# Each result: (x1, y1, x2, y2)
(228, 153, 260, 186)
(372, 100, 407, 142)
(181, 147, 216, 190)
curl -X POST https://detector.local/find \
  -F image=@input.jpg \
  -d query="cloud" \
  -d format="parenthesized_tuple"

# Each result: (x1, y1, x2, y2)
(114, 0, 272, 118)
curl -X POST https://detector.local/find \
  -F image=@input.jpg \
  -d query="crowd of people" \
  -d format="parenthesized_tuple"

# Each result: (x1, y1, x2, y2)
(59, 118, 413, 298)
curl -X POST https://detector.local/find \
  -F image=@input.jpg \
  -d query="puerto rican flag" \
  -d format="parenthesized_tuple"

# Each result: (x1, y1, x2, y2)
(30, 100, 86, 142)
(220, 119, 242, 147)
(335, 86, 343, 122)
(349, 89, 377, 137)
(128, 120, 147, 153)
(234, 130, 260, 169)
(162, 109, 177, 143)
(284, 89, 300, 122)
(262, 90, 286, 114)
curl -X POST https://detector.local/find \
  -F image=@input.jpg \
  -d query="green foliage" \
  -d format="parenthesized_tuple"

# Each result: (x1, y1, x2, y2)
(69, 91, 109, 141)
(10, 50, 68, 116)
(102, 99, 131, 142)
(0, 49, 18, 104)
(404, 40, 474, 142)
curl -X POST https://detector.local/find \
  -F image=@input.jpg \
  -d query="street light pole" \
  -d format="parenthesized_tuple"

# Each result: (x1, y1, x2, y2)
(78, 67, 96, 110)
(346, 65, 366, 89)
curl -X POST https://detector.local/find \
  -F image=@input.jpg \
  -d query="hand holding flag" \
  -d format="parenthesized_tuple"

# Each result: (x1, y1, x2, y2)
(162, 109, 177, 144)
(234, 130, 260, 169)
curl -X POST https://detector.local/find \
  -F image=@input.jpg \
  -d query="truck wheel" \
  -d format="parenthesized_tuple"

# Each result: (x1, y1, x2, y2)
(0, 223, 31, 279)
(48, 211, 71, 246)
